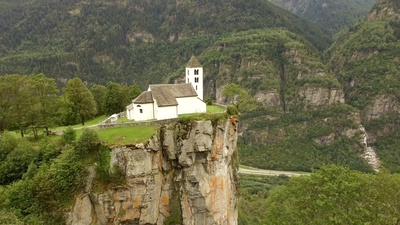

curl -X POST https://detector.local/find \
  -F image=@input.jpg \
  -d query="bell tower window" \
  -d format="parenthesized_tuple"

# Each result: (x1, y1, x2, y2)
(194, 69, 199, 75)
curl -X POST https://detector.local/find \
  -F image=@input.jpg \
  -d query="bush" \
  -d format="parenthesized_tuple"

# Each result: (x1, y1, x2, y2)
(205, 98, 213, 105)
(0, 131, 18, 162)
(0, 141, 37, 185)
(61, 127, 76, 145)
(226, 105, 239, 115)
(0, 210, 24, 225)
(75, 128, 100, 156)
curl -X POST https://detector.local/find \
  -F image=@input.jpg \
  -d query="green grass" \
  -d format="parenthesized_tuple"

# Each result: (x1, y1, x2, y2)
(117, 117, 132, 124)
(52, 115, 107, 131)
(207, 105, 226, 113)
(98, 126, 158, 146)
(239, 164, 258, 170)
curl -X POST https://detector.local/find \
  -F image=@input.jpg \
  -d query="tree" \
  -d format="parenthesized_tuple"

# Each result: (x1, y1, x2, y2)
(0, 79, 10, 131)
(104, 82, 126, 115)
(27, 74, 60, 138)
(90, 84, 107, 116)
(222, 83, 258, 112)
(265, 166, 400, 225)
(127, 84, 141, 103)
(0, 75, 32, 137)
(63, 78, 97, 125)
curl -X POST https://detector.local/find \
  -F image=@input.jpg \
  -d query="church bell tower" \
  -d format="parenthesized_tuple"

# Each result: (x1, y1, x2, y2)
(185, 55, 204, 100)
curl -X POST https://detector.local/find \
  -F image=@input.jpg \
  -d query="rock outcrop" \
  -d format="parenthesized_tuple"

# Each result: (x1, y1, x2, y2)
(364, 95, 400, 120)
(66, 118, 239, 225)
(298, 86, 345, 107)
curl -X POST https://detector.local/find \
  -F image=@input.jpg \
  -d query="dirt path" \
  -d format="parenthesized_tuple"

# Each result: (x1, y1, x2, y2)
(239, 167, 310, 177)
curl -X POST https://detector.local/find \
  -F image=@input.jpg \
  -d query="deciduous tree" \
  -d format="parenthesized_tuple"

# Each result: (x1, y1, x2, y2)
(63, 78, 97, 125)
(27, 74, 60, 138)
(90, 84, 107, 116)
(0, 75, 32, 137)
(104, 82, 126, 115)
(222, 83, 258, 112)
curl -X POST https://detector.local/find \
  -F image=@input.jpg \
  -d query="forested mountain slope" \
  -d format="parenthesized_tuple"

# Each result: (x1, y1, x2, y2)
(0, 0, 330, 87)
(268, 0, 375, 34)
(185, 28, 373, 172)
(328, 0, 400, 171)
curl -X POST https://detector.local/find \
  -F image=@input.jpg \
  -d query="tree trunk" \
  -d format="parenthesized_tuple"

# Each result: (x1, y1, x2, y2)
(45, 127, 49, 136)
(81, 114, 85, 126)
(32, 127, 38, 139)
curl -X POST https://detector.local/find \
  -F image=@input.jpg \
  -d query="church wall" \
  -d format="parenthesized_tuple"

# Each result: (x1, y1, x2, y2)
(177, 97, 206, 114)
(126, 108, 134, 120)
(133, 103, 155, 121)
(155, 105, 178, 120)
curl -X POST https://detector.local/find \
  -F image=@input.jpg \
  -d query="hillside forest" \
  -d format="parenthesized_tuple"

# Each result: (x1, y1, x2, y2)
(1, 0, 400, 224)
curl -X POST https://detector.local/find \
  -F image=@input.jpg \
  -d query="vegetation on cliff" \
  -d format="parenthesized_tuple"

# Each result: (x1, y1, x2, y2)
(0, 129, 99, 223)
(328, 0, 400, 172)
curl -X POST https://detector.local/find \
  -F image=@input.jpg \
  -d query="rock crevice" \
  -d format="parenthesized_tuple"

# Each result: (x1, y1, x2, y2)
(67, 118, 239, 225)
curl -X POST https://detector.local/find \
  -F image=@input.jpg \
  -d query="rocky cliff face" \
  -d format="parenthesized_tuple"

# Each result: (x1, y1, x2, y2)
(66, 118, 239, 225)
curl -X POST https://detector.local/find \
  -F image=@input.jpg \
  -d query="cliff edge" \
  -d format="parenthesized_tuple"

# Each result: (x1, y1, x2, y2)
(66, 117, 239, 225)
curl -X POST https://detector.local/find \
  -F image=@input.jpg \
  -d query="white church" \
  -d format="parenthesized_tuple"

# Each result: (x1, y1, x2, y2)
(126, 56, 207, 121)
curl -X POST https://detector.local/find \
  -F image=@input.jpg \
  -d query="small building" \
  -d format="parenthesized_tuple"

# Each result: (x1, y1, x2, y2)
(103, 113, 119, 124)
(126, 56, 206, 121)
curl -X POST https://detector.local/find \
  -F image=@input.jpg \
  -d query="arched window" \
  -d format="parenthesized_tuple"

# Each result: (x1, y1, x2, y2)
(194, 69, 199, 75)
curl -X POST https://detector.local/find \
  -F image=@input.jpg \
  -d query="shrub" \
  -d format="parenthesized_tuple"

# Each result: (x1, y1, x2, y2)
(75, 128, 100, 156)
(227, 105, 239, 115)
(0, 210, 24, 225)
(61, 127, 76, 145)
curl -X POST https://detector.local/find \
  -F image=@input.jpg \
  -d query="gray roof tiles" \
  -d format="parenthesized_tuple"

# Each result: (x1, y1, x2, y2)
(149, 83, 197, 107)
(133, 91, 154, 104)
(187, 55, 202, 68)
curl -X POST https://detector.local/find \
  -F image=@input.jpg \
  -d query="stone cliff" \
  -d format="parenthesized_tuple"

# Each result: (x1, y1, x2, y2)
(66, 117, 239, 225)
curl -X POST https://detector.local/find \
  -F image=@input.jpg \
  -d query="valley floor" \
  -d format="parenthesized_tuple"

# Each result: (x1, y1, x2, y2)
(239, 167, 309, 177)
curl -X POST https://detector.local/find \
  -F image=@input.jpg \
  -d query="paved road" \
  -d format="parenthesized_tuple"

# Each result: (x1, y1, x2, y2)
(239, 168, 310, 177)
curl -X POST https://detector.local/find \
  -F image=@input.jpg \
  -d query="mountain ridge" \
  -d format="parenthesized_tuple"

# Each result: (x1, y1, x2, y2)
(268, 0, 375, 34)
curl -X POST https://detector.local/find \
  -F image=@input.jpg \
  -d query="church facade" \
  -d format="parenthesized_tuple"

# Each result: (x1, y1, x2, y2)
(126, 56, 206, 121)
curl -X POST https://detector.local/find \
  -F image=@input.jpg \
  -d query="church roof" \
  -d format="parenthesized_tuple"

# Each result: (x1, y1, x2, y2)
(133, 91, 154, 104)
(126, 103, 134, 110)
(186, 55, 202, 68)
(149, 83, 198, 107)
